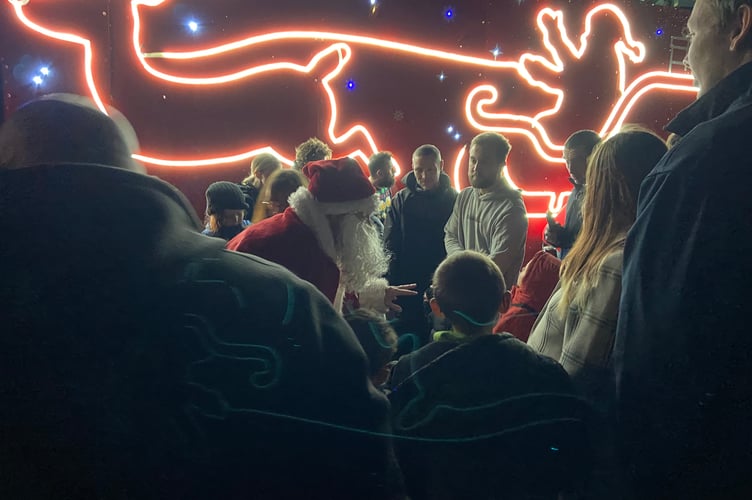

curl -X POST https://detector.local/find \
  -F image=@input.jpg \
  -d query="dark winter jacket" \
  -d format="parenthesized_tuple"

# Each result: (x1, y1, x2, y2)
(615, 61, 752, 498)
(388, 333, 590, 499)
(0, 163, 397, 500)
(238, 182, 260, 213)
(384, 171, 457, 291)
(559, 180, 585, 252)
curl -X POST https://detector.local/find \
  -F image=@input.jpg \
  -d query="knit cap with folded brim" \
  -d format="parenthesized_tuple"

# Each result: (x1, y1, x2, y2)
(205, 181, 249, 215)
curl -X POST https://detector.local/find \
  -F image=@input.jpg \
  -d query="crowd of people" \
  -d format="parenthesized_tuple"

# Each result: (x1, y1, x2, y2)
(1, 0, 752, 497)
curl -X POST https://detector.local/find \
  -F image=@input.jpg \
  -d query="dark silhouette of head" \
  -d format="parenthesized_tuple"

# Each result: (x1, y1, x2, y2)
(0, 93, 142, 172)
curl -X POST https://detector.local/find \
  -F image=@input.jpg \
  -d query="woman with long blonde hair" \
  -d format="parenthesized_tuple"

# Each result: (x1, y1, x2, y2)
(528, 126, 667, 402)
(239, 153, 282, 209)
(528, 126, 667, 497)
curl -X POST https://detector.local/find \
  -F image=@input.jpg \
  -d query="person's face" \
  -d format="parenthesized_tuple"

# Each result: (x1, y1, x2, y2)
(468, 143, 501, 189)
(412, 155, 441, 190)
(264, 188, 295, 216)
(685, 0, 736, 97)
(327, 212, 370, 242)
(220, 209, 245, 227)
(563, 147, 589, 184)
(375, 161, 396, 188)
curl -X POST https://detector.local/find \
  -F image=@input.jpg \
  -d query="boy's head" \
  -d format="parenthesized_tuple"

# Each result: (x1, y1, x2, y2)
(430, 251, 510, 336)
(344, 309, 398, 386)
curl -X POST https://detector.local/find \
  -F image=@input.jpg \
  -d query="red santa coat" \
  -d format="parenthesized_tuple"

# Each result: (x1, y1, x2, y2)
(227, 207, 341, 303)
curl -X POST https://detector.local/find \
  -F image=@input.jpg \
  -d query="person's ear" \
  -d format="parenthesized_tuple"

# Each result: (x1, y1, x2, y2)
(730, 4, 752, 51)
(429, 298, 445, 319)
(439, 159, 445, 172)
(499, 290, 511, 314)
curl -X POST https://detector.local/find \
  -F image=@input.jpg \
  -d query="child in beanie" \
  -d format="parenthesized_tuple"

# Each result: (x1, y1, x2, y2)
(203, 181, 250, 241)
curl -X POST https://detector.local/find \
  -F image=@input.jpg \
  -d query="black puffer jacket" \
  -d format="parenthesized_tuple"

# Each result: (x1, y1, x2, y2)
(238, 182, 260, 213)
(384, 171, 457, 291)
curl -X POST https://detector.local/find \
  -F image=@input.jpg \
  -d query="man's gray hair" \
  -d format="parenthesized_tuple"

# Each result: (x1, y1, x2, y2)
(710, 0, 752, 29)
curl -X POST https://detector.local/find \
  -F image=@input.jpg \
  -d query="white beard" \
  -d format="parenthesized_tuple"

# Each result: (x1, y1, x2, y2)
(332, 214, 389, 293)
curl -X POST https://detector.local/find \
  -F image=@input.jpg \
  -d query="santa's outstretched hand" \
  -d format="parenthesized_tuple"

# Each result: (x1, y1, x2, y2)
(384, 284, 418, 312)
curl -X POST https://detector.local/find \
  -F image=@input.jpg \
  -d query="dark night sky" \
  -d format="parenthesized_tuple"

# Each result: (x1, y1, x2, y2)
(1, 0, 694, 252)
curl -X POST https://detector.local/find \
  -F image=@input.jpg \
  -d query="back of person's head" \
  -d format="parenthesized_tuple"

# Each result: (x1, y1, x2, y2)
(0, 93, 142, 172)
(367, 151, 393, 178)
(559, 125, 667, 313)
(564, 129, 601, 154)
(294, 137, 332, 170)
(251, 168, 308, 222)
(344, 309, 398, 385)
(432, 251, 507, 336)
(587, 125, 667, 224)
(470, 132, 512, 165)
(243, 153, 282, 187)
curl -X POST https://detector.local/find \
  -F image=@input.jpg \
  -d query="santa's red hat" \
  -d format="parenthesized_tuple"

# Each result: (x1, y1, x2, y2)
(302, 157, 377, 214)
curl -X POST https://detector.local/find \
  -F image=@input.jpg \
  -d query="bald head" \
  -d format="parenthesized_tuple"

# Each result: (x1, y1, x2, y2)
(0, 94, 142, 172)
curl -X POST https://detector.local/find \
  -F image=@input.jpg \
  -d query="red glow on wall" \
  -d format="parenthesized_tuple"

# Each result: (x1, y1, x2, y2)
(2, 0, 696, 251)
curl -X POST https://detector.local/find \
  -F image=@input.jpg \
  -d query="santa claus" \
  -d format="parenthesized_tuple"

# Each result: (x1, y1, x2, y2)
(227, 157, 416, 312)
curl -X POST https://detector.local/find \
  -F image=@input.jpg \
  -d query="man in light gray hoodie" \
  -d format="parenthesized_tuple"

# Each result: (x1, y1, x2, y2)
(444, 132, 528, 288)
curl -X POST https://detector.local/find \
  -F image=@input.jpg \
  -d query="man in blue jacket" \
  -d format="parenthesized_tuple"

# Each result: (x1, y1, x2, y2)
(614, 1, 752, 497)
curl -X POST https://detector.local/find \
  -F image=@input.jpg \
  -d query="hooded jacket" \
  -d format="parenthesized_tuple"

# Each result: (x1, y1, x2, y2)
(384, 171, 457, 290)
(557, 180, 585, 255)
(0, 163, 396, 499)
(493, 250, 561, 341)
(388, 333, 589, 499)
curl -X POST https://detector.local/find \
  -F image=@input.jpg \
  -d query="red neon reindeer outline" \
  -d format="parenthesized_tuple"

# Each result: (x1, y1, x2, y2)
(7, 0, 698, 216)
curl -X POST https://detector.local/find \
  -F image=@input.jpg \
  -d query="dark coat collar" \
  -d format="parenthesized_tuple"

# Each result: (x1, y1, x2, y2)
(667, 61, 752, 136)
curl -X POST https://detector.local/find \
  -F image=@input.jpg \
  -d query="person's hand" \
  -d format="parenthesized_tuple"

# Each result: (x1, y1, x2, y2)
(544, 224, 563, 244)
(384, 284, 418, 312)
(544, 211, 564, 246)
